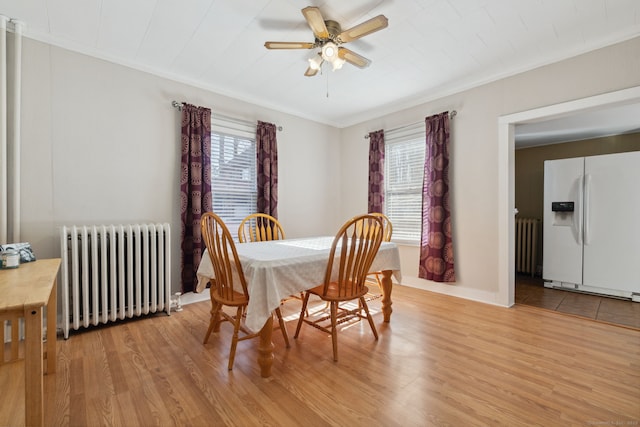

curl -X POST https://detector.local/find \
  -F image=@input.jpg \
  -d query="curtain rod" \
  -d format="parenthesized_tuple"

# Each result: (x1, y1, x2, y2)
(171, 100, 283, 131)
(364, 110, 457, 139)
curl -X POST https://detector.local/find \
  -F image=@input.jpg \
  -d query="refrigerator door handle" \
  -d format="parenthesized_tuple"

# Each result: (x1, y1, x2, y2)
(576, 174, 584, 245)
(584, 174, 592, 245)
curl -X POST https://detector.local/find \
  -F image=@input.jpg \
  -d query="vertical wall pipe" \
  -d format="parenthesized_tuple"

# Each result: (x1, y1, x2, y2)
(9, 19, 23, 242)
(0, 15, 8, 244)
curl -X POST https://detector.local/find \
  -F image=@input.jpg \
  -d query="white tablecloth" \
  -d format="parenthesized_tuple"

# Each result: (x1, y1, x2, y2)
(196, 236, 402, 332)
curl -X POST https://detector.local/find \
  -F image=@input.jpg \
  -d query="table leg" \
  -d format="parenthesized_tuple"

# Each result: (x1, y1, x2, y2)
(257, 314, 274, 378)
(46, 278, 57, 374)
(24, 305, 44, 427)
(380, 270, 393, 322)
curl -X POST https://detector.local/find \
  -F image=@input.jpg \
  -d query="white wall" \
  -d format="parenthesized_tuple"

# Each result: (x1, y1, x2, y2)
(339, 36, 640, 305)
(18, 38, 341, 293)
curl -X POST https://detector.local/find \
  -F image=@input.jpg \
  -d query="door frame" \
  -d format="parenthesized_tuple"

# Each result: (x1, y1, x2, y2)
(497, 85, 640, 307)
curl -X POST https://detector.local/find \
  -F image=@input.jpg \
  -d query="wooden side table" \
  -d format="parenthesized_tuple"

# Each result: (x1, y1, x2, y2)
(0, 258, 60, 427)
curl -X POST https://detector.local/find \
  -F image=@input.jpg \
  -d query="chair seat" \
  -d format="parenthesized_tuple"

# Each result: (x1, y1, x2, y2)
(307, 282, 370, 302)
(211, 289, 248, 307)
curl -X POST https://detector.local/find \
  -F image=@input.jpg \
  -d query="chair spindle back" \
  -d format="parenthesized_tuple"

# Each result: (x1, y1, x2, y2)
(322, 214, 384, 299)
(201, 212, 248, 302)
(238, 213, 286, 243)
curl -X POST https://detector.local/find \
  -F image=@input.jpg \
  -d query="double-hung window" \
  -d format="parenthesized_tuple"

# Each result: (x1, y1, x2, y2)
(384, 123, 426, 245)
(210, 118, 257, 238)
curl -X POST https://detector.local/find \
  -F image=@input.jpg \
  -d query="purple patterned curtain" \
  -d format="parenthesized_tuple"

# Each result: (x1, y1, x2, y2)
(368, 130, 385, 213)
(180, 103, 212, 293)
(256, 121, 278, 217)
(419, 112, 455, 282)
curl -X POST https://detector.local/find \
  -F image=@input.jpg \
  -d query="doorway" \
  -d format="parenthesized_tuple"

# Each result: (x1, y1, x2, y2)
(497, 85, 640, 308)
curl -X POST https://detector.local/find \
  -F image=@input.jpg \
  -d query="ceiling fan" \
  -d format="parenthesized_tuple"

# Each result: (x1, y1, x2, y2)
(264, 6, 388, 77)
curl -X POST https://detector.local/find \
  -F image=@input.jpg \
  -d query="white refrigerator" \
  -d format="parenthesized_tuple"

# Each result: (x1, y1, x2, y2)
(542, 151, 640, 301)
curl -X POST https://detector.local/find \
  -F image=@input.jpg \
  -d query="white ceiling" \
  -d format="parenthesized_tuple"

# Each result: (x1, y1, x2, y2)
(1, 0, 640, 137)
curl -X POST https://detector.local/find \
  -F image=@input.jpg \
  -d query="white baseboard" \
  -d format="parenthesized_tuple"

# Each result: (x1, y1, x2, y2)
(399, 276, 505, 307)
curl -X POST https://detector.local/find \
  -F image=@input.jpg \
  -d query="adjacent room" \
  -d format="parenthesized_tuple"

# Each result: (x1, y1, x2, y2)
(1, 1, 639, 426)
(514, 117, 640, 328)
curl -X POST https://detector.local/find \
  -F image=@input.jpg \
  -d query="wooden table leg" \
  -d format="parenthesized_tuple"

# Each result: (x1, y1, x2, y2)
(257, 314, 274, 378)
(24, 305, 44, 427)
(46, 278, 57, 374)
(380, 270, 393, 322)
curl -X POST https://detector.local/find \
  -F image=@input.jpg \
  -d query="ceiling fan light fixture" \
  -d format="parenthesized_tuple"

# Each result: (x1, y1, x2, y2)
(308, 54, 323, 70)
(331, 57, 345, 71)
(321, 42, 338, 61)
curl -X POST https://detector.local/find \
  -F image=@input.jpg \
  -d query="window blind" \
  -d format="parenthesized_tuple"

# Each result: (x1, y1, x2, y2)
(211, 117, 257, 239)
(384, 122, 425, 244)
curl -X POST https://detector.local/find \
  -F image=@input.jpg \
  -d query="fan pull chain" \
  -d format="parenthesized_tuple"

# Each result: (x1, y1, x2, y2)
(326, 65, 330, 98)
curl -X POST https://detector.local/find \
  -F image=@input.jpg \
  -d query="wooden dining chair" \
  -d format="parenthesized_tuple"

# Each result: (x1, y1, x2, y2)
(294, 214, 385, 362)
(238, 213, 285, 243)
(201, 212, 290, 370)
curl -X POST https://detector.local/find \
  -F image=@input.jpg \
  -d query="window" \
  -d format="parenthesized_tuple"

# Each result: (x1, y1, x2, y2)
(384, 123, 426, 244)
(210, 118, 257, 239)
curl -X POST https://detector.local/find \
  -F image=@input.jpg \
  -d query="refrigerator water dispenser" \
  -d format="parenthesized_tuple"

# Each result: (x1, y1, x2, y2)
(551, 201, 575, 226)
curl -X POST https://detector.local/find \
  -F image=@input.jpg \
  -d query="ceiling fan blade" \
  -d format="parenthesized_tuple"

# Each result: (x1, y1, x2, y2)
(302, 6, 329, 39)
(338, 15, 388, 43)
(338, 47, 371, 68)
(304, 66, 319, 77)
(264, 41, 315, 49)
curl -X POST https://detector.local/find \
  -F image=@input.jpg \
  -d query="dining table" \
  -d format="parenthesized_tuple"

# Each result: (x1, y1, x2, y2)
(196, 236, 402, 378)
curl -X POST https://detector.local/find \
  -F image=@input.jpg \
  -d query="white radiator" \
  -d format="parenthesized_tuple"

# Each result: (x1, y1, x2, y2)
(515, 218, 539, 276)
(60, 223, 171, 339)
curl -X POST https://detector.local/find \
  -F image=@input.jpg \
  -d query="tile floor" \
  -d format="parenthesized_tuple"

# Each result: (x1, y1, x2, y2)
(515, 274, 640, 330)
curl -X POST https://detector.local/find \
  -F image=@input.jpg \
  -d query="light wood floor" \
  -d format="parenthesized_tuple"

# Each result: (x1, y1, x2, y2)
(2, 285, 639, 426)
